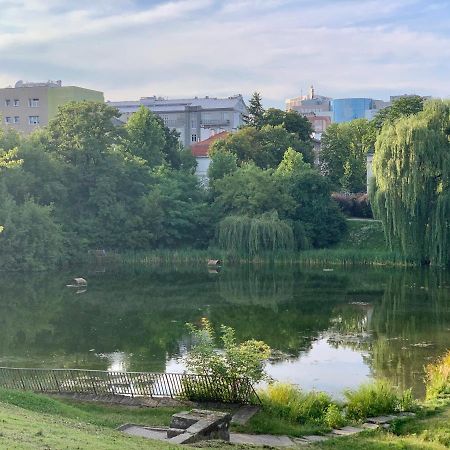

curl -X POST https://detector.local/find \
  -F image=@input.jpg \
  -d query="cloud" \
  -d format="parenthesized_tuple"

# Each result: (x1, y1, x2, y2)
(0, 0, 449, 105)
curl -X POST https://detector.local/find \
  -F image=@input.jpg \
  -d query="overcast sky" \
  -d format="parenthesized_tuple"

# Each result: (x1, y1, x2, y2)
(0, 0, 449, 107)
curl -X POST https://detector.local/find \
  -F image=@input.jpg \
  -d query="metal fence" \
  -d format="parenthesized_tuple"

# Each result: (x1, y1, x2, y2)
(0, 367, 258, 404)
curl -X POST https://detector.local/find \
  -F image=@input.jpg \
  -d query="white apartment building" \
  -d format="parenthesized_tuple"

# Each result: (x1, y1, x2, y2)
(107, 95, 247, 147)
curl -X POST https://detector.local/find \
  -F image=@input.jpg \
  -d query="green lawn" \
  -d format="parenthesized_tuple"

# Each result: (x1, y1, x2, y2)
(0, 388, 182, 429)
(0, 401, 179, 449)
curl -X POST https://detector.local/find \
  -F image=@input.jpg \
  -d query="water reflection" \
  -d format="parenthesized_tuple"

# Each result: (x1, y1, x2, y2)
(0, 266, 448, 397)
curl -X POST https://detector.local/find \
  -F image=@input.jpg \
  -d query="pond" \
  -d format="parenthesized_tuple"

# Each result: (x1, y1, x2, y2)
(0, 264, 448, 398)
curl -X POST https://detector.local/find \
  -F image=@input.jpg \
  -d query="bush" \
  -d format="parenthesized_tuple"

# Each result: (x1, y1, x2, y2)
(332, 192, 373, 218)
(185, 318, 271, 383)
(425, 350, 450, 401)
(344, 380, 413, 421)
(324, 404, 346, 428)
(259, 383, 336, 424)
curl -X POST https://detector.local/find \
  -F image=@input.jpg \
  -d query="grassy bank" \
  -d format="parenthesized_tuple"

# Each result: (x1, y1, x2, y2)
(0, 398, 177, 449)
(0, 387, 448, 449)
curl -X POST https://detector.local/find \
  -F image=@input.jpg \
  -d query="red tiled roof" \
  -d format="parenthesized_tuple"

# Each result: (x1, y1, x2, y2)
(191, 131, 229, 157)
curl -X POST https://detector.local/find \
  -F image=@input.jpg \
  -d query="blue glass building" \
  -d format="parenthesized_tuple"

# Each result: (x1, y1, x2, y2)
(331, 98, 374, 123)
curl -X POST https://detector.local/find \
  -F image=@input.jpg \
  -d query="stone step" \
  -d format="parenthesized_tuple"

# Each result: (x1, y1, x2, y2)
(231, 405, 260, 425)
(331, 426, 365, 436)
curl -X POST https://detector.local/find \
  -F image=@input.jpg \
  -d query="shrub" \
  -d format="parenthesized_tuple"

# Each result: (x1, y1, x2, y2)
(185, 318, 271, 383)
(425, 350, 450, 401)
(332, 192, 373, 218)
(324, 404, 346, 428)
(259, 382, 335, 424)
(344, 380, 412, 421)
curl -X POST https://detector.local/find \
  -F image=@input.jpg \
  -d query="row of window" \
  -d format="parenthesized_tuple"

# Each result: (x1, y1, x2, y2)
(4, 98, 40, 107)
(4, 116, 40, 125)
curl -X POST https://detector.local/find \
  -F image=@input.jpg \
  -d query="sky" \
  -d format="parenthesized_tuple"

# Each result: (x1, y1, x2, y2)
(0, 0, 449, 108)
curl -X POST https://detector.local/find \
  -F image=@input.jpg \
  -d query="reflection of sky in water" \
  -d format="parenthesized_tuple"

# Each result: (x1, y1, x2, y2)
(164, 336, 372, 398)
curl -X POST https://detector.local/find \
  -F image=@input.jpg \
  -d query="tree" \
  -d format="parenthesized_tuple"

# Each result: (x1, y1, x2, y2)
(212, 162, 294, 217)
(275, 149, 347, 248)
(124, 106, 166, 166)
(372, 95, 425, 130)
(207, 147, 238, 183)
(370, 100, 450, 265)
(320, 119, 375, 192)
(209, 125, 314, 169)
(217, 212, 295, 256)
(243, 92, 264, 128)
(263, 108, 313, 142)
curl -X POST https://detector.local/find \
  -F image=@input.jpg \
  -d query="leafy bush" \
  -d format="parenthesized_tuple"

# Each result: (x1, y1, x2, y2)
(344, 380, 413, 421)
(184, 319, 270, 403)
(425, 350, 450, 401)
(259, 382, 336, 424)
(332, 192, 373, 218)
(324, 404, 346, 428)
(185, 318, 271, 383)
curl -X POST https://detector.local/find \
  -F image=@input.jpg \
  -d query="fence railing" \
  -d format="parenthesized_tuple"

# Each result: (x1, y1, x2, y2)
(0, 367, 259, 404)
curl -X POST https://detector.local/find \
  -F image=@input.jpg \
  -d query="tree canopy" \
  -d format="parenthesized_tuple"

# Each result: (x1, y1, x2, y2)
(370, 100, 450, 266)
(320, 119, 375, 193)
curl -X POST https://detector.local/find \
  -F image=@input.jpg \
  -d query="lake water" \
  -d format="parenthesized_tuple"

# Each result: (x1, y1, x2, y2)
(0, 264, 448, 398)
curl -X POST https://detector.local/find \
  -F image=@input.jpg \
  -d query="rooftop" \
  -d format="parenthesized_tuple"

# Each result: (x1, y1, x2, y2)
(191, 131, 229, 157)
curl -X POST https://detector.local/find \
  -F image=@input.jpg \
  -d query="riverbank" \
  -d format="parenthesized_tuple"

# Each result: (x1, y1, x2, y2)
(0, 388, 448, 449)
(113, 220, 412, 267)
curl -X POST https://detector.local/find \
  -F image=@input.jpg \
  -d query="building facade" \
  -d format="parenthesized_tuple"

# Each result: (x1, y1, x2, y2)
(0, 80, 104, 134)
(107, 95, 247, 148)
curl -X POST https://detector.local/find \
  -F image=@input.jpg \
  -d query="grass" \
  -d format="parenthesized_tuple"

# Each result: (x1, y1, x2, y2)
(425, 350, 450, 401)
(0, 401, 179, 450)
(344, 380, 415, 421)
(0, 388, 183, 429)
(232, 408, 330, 437)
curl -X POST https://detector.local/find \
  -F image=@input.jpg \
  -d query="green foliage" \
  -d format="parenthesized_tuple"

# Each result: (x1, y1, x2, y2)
(372, 95, 425, 130)
(213, 163, 294, 217)
(370, 100, 450, 266)
(321, 119, 375, 192)
(185, 318, 271, 384)
(344, 380, 413, 421)
(207, 146, 238, 183)
(276, 150, 347, 248)
(425, 351, 450, 401)
(263, 108, 313, 142)
(210, 125, 314, 169)
(123, 105, 166, 166)
(0, 194, 64, 271)
(324, 403, 346, 428)
(217, 213, 295, 257)
(244, 91, 264, 128)
(259, 382, 335, 425)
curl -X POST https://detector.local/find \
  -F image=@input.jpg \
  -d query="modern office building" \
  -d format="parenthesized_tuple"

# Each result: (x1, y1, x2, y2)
(0, 80, 104, 134)
(108, 95, 247, 148)
(331, 97, 390, 122)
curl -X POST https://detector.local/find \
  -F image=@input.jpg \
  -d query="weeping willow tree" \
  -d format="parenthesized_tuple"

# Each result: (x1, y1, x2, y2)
(217, 212, 295, 257)
(370, 100, 450, 265)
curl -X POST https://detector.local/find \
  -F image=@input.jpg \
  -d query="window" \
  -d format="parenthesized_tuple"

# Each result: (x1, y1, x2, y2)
(14, 116, 20, 123)
(4, 117, 12, 124)
(5, 99, 10, 107)
(191, 119, 196, 129)
(13, 99, 20, 106)
(29, 98, 39, 107)
(191, 134, 197, 142)
(28, 116, 40, 125)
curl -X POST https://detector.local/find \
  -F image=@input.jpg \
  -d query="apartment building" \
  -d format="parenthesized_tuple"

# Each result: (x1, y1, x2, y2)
(108, 95, 247, 148)
(0, 80, 104, 134)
